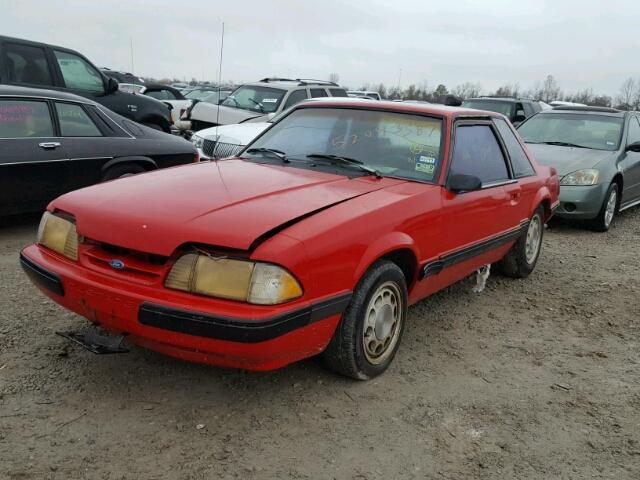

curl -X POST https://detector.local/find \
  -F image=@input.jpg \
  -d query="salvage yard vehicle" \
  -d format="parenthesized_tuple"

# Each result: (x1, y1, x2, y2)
(517, 106, 640, 231)
(0, 85, 198, 216)
(0, 35, 173, 132)
(185, 78, 349, 131)
(462, 96, 550, 126)
(20, 99, 559, 379)
(191, 120, 270, 160)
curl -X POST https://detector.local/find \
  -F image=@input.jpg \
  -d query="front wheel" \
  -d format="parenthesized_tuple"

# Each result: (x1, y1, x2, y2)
(498, 205, 544, 278)
(322, 260, 408, 380)
(588, 182, 618, 232)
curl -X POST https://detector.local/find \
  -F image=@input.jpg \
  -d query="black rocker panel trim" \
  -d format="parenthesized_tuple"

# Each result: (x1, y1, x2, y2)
(421, 221, 529, 279)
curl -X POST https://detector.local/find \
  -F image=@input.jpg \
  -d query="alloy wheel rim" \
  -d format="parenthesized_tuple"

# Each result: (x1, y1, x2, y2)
(525, 214, 542, 264)
(604, 189, 617, 228)
(362, 281, 403, 365)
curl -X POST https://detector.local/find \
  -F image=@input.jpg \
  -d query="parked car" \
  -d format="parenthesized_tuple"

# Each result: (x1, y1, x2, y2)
(0, 85, 198, 216)
(20, 98, 559, 379)
(461, 97, 550, 126)
(0, 36, 173, 132)
(192, 121, 270, 160)
(100, 68, 145, 86)
(347, 90, 382, 100)
(184, 78, 349, 131)
(517, 106, 640, 231)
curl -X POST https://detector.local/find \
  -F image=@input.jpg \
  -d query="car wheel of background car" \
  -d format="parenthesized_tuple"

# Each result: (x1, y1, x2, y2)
(143, 122, 164, 131)
(588, 182, 618, 232)
(322, 260, 408, 380)
(101, 164, 147, 181)
(497, 205, 544, 278)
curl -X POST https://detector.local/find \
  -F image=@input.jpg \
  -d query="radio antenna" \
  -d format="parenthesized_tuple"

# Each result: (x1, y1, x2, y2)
(214, 22, 225, 149)
(130, 37, 135, 92)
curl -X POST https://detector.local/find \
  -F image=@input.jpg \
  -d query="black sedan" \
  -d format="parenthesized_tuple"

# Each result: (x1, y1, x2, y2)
(0, 86, 198, 216)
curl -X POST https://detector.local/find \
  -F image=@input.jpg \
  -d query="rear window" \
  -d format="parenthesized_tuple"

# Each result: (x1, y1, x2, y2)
(462, 100, 515, 118)
(0, 99, 54, 138)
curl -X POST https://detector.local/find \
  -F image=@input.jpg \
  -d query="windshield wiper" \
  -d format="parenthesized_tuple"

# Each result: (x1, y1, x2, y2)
(245, 147, 290, 163)
(247, 98, 266, 113)
(307, 153, 382, 178)
(529, 141, 589, 149)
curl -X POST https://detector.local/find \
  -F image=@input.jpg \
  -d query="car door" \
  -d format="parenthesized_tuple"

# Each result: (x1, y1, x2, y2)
(50, 100, 115, 191)
(619, 115, 640, 205)
(438, 120, 522, 278)
(0, 97, 69, 215)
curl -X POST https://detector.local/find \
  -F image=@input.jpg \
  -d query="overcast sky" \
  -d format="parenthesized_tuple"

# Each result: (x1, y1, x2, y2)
(1, 0, 638, 96)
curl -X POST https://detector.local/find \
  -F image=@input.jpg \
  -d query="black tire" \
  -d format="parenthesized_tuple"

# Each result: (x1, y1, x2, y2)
(498, 205, 544, 278)
(101, 164, 146, 181)
(322, 260, 408, 380)
(588, 182, 618, 232)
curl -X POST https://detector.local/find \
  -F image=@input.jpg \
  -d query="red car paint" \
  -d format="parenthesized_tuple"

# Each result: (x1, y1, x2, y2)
(21, 100, 559, 371)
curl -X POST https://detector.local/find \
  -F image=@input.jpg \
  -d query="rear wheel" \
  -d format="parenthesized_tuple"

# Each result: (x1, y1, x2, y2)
(322, 260, 407, 380)
(498, 205, 544, 278)
(101, 164, 146, 181)
(588, 182, 618, 232)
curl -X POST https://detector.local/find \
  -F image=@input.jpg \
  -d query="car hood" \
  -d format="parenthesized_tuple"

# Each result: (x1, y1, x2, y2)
(526, 143, 616, 176)
(197, 122, 271, 145)
(52, 160, 402, 255)
(190, 102, 264, 125)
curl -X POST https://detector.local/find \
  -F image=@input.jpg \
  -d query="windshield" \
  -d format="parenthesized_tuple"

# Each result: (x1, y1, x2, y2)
(517, 113, 623, 151)
(185, 89, 217, 100)
(245, 107, 443, 182)
(221, 86, 286, 113)
(462, 100, 515, 118)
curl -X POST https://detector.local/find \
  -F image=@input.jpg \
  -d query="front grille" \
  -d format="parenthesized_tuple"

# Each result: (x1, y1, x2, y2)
(214, 142, 243, 159)
(202, 138, 217, 157)
(202, 139, 243, 159)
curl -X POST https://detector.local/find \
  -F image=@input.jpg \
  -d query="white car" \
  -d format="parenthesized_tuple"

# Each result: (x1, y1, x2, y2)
(191, 122, 271, 160)
(185, 78, 348, 131)
(347, 90, 382, 100)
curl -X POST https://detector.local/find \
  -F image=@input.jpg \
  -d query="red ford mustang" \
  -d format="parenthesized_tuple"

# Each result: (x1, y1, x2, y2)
(21, 99, 559, 379)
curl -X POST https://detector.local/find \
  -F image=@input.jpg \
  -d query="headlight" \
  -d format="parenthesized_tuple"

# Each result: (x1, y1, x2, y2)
(37, 212, 79, 260)
(165, 253, 303, 305)
(192, 135, 204, 149)
(560, 169, 599, 186)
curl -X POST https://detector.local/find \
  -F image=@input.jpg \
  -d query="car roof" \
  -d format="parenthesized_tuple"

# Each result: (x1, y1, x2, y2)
(241, 78, 342, 91)
(0, 84, 98, 104)
(465, 97, 535, 103)
(293, 98, 502, 119)
(0, 34, 79, 54)
(539, 106, 627, 117)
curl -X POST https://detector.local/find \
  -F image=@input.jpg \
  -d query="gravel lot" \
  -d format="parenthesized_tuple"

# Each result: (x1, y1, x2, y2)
(1, 210, 639, 479)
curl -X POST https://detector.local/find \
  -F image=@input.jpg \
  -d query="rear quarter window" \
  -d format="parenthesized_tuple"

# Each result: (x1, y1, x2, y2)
(493, 118, 535, 177)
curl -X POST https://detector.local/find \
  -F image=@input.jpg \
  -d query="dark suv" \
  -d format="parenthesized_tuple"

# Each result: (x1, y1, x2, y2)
(461, 97, 550, 126)
(0, 36, 173, 132)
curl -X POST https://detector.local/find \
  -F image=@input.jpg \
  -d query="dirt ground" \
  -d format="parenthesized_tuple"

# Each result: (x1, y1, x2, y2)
(1, 210, 639, 480)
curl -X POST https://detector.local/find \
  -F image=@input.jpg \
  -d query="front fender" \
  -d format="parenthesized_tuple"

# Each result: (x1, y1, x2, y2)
(352, 231, 419, 285)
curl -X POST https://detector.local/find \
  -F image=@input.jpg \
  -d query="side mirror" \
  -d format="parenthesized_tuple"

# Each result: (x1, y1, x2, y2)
(625, 141, 640, 153)
(448, 173, 482, 193)
(106, 76, 118, 94)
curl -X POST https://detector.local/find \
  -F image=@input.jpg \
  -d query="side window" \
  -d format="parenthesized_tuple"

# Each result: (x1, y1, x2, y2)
(627, 116, 640, 145)
(147, 89, 177, 100)
(514, 103, 526, 121)
(283, 89, 308, 110)
(55, 102, 102, 137)
(494, 118, 535, 177)
(2, 43, 54, 86)
(0, 99, 54, 138)
(329, 88, 349, 97)
(53, 50, 104, 92)
(310, 88, 328, 98)
(449, 124, 510, 185)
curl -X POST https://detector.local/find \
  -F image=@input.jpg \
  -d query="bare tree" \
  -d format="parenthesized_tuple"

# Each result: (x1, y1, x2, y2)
(616, 77, 635, 110)
(541, 75, 561, 103)
(328, 73, 340, 84)
(452, 82, 482, 99)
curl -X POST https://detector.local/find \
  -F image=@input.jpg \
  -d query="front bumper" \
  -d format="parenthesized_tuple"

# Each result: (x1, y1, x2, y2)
(554, 183, 608, 220)
(20, 245, 350, 370)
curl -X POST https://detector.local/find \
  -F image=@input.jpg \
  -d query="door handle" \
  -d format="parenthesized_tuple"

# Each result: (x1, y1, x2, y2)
(510, 191, 521, 200)
(38, 142, 61, 149)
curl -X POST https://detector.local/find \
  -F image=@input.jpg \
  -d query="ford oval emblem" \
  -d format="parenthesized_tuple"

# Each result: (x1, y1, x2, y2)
(109, 259, 125, 270)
